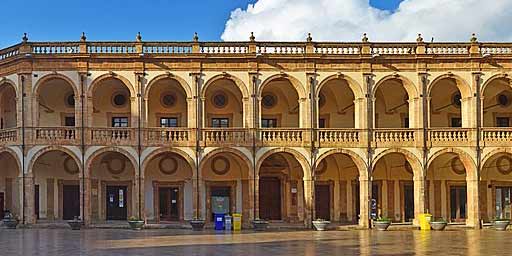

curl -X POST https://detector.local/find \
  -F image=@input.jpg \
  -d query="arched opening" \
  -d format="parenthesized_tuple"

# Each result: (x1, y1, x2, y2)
(204, 79, 244, 128)
(259, 152, 304, 222)
(374, 79, 410, 128)
(144, 151, 193, 222)
(430, 78, 464, 128)
(260, 79, 299, 128)
(483, 77, 512, 127)
(147, 78, 188, 128)
(426, 152, 467, 223)
(0, 152, 20, 218)
(32, 150, 80, 221)
(480, 152, 512, 222)
(372, 153, 415, 223)
(36, 78, 76, 127)
(91, 78, 132, 127)
(315, 153, 359, 223)
(201, 151, 251, 225)
(318, 79, 355, 128)
(0, 83, 17, 129)
(88, 151, 136, 221)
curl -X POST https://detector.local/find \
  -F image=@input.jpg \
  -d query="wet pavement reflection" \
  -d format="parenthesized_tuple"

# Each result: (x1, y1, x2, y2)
(1, 228, 511, 255)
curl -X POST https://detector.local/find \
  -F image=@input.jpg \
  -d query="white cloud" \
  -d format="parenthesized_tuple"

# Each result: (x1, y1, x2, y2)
(221, 0, 512, 42)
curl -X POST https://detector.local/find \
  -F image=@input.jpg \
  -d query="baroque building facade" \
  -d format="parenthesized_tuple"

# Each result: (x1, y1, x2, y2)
(0, 32, 511, 228)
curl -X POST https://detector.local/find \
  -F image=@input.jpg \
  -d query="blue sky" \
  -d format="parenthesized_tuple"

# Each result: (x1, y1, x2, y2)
(0, 0, 402, 48)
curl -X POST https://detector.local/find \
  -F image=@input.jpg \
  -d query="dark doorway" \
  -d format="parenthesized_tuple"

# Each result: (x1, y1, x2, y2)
(450, 186, 467, 222)
(0, 192, 4, 219)
(404, 183, 415, 222)
(106, 186, 128, 220)
(371, 183, 379, 219)
(355, 184, 360, 222)
(259, 177, 281, 220)
(315, 184, 331, 220)
(159, 187, 180, 221)
(35, 185, 40, 220)
(63, 185, 80, 220)
(210, 186, 231, 221)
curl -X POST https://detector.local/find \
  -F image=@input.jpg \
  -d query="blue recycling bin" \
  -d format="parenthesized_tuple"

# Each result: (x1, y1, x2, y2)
(214, 213, 225, 230)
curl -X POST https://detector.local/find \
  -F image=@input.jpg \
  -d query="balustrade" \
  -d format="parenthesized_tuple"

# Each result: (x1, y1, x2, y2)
(371, 44, 416, 55)
(426, 44, 469, 54)
(257, 43, 305, 54)
(259, 128, 307, 146)
(200, 43, 248, 54)
(87, 43, 136, 54)
(90, 128, 134, 145)
(31, 43, 80, 54)
(143, 128, 191, 146)
(34, 127, 78, 144)
(143, 43, 192, 54)
(374, 129, 417, 147)
(314, 44, 360, 54)
(202, 128, 249, 146)
(317, 129, 361, 147)
(0, 45, 20, 61)
(0, 128, 17, 145)
(428, 128, 471, 147)
(482, 128, 512, 146)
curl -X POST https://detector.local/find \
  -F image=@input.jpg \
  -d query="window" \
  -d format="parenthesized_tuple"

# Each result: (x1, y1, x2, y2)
(450, 117, 462, 128)
(318, 118, 326, 128)
(112, 117, 129, 127)
(497, 117, 510, 127)
(64, 116, 75, 127)
(211, 118, 229, 128)
(261, 118, 278, 128)
(160, 117, 178, 128)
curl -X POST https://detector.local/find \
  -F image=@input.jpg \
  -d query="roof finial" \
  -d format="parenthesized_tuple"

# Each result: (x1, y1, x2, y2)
(306, 33, 312, 42)
(362, 33, 368, 43)
(416, 33, 423, 43)
(470, 33, 478, 43)
(250, 32, 255, 42)
(193, 32, 199, 42)
(136, 32, 142, 42)
(80, 32, 87, 42)
(22, 33, 28, 43)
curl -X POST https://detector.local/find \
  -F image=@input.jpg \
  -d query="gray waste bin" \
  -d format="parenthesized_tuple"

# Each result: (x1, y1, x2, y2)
(224, 215, 232, 231)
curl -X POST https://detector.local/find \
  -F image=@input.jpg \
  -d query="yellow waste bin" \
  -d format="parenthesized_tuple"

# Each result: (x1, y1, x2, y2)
(232, 213, 242, 231)
(419, 213, 433, 230)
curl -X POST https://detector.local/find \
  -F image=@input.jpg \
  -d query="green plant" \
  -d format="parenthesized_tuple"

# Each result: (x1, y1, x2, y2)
(431, 217, 447, 223)
(128, 216, 142, 221)
(493, 217, 511, 222)
(376, 217, 391, 222)
(315, 218, 326, 222)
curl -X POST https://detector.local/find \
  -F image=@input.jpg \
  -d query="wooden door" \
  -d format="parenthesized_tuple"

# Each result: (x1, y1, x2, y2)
(404, 184, 414, 222)
(63, 185, 80, 220)
(159, 187, 180, 221)
(259, 177, 281, 220)
(106, 186, 128, 220)
(450, 186, 467, 222)
(35, 185, 40, 219)
(315, 184, 331, 220)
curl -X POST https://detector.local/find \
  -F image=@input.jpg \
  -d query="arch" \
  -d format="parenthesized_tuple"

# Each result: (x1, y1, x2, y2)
(34, 73, 79, 97)
(372, 148, 423, 179)
(88, 73, 136, 98)
(0, 78, 19, 97)
(482, 148, 512, 168)
(373, 74, 419, 99)
(259, 74, 306, 99)
(145, 74, 192, 99)
(85, 147, 138, 178)
(27, 146, 82, 176)
(316, 148, 367, 179)
(257, 147, 310, 179)
(199, 147, 252, 178)
(0, 147, 22, 174)
(481, 73, 511, 96)
(427, 148, 477, 180)
(316, 74, 364, 99)
(141, 147, 196, 177)
(428, 73, 472, 99)
(202, 74, 249, 99)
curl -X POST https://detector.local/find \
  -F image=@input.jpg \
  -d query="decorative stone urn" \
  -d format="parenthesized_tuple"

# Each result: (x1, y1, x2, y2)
(493, 219, 510, 231)
(67, 216, 83, 230)
(374, 218, 391, 231)
(2, 211, 18, 229)
(312, 220, 330, 231)
(190, 219, 206, 231)
(430, 220, 447, 231)
(128, 216, 145, 230)
(252, 219, 269, 231)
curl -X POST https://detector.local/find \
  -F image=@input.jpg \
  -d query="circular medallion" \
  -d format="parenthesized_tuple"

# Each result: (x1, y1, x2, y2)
(315, 160, 327, 176)
(496, 155, 512, 175)
(451, 157, 466, 175)
(159, 155, 178, 175)
(65, 93, 75, 108)
(161, 92, 177, 108)
(318, 93, 326, 108)
(63, 156, 79, 175)
(104, 155, 126, 175)
(211, 156, 230, 175)
(452, 92, 462, 108)
(262, 93, 277, 108)
(112, 92, 128, 107)
(497, 93, 511, 107)
(212, 92, 228, 108)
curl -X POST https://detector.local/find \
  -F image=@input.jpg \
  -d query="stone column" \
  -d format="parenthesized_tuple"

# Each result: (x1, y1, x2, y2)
(303, 178, 314, 228)
(466, 178, 480, 228)
(139, 176, 145, 220)
(81, 176, 92, 225)
(21, 176, 35, 224)
(413, 176, 426, 226)
(359, 177, 370, 228)
(133, 175, 142, 219)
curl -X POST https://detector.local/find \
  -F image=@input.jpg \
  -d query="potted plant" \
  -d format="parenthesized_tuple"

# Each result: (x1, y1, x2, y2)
(430, 218, 447, 231)
(189, 218, 206, 231)
(493, 218, 510, 231)
(127, 216, 145, 230)
(312, 219, 330, 231)
(2, 211, 18, 229)
(252, 218, 269, 231)
(374, 217, 391, 231)
(67, 216, 83, 230)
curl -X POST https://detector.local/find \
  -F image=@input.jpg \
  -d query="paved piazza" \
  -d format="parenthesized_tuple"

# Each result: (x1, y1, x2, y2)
(0, 229, 511, 255)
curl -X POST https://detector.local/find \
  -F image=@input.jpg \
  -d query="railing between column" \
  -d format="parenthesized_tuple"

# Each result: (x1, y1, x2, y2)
(90, 127, 136, 146)
(202, 128, 250, 147)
